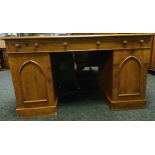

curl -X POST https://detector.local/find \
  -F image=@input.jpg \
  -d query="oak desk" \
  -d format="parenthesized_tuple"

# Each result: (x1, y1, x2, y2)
(3, 34, 153, 117)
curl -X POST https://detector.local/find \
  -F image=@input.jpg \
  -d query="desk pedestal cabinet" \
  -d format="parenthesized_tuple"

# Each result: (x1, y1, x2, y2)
(4, 34, 152, 117)
(98, 49, 149, 110)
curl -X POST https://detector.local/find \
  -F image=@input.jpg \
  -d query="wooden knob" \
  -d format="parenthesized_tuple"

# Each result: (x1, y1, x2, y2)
(34, 43, 39, 47)
(96, 41, 101, 45)
(140, 40, 144, 43)
(64, 42, 68, 46)
(123, 40, 128, 44)
(123, 40, 127, 47)
(15, 44, 20, 48)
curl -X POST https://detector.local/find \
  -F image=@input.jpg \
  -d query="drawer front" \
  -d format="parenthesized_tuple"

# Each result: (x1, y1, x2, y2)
(6, 36, 152, 53)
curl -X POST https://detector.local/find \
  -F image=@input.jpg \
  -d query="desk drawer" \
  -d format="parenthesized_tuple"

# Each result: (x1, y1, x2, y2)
(6, 36, 152, 53)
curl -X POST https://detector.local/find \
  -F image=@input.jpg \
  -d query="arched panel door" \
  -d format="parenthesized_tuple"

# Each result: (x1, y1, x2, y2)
(19, 60, 48, 104)
(119, 56, 142, 97)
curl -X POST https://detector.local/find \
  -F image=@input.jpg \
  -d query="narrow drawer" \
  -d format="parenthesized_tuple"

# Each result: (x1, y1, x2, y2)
(6, 36, 152, 53)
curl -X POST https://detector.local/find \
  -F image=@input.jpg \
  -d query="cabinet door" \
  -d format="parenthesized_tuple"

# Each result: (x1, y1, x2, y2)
(9, 53, 57, 109)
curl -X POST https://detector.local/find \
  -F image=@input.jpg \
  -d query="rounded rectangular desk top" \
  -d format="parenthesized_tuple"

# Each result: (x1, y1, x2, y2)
(1, 33, 153, 40)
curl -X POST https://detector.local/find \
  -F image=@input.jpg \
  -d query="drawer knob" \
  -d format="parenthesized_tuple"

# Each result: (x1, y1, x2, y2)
(34, 43, 39, 47)
(123, 40, 128, 44)
(64, 42, 68, 46)
(140, 40, 144, 43)
(15, 44, 21, 48)
(96, 41, 101, 45)
(123, 40, 127, 47)
(96, 41, 101, 49)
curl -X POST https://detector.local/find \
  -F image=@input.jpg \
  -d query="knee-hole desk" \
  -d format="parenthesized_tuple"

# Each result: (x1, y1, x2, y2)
(2, 34, 153, 117)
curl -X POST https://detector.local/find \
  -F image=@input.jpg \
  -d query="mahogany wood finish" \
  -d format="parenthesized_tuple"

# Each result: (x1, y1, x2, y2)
(2, 34, 153, 117)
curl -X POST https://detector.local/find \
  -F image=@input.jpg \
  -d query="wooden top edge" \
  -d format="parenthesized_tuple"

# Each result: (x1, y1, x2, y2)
(0, 33, 153, 40)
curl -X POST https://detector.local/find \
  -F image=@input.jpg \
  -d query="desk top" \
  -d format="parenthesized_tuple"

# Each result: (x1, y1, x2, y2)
(1, 33, 153, 40)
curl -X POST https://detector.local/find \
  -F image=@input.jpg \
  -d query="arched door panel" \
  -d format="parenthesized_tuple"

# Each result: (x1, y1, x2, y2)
(118, 56, 142, 97)
(19, 60, 48, 104)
